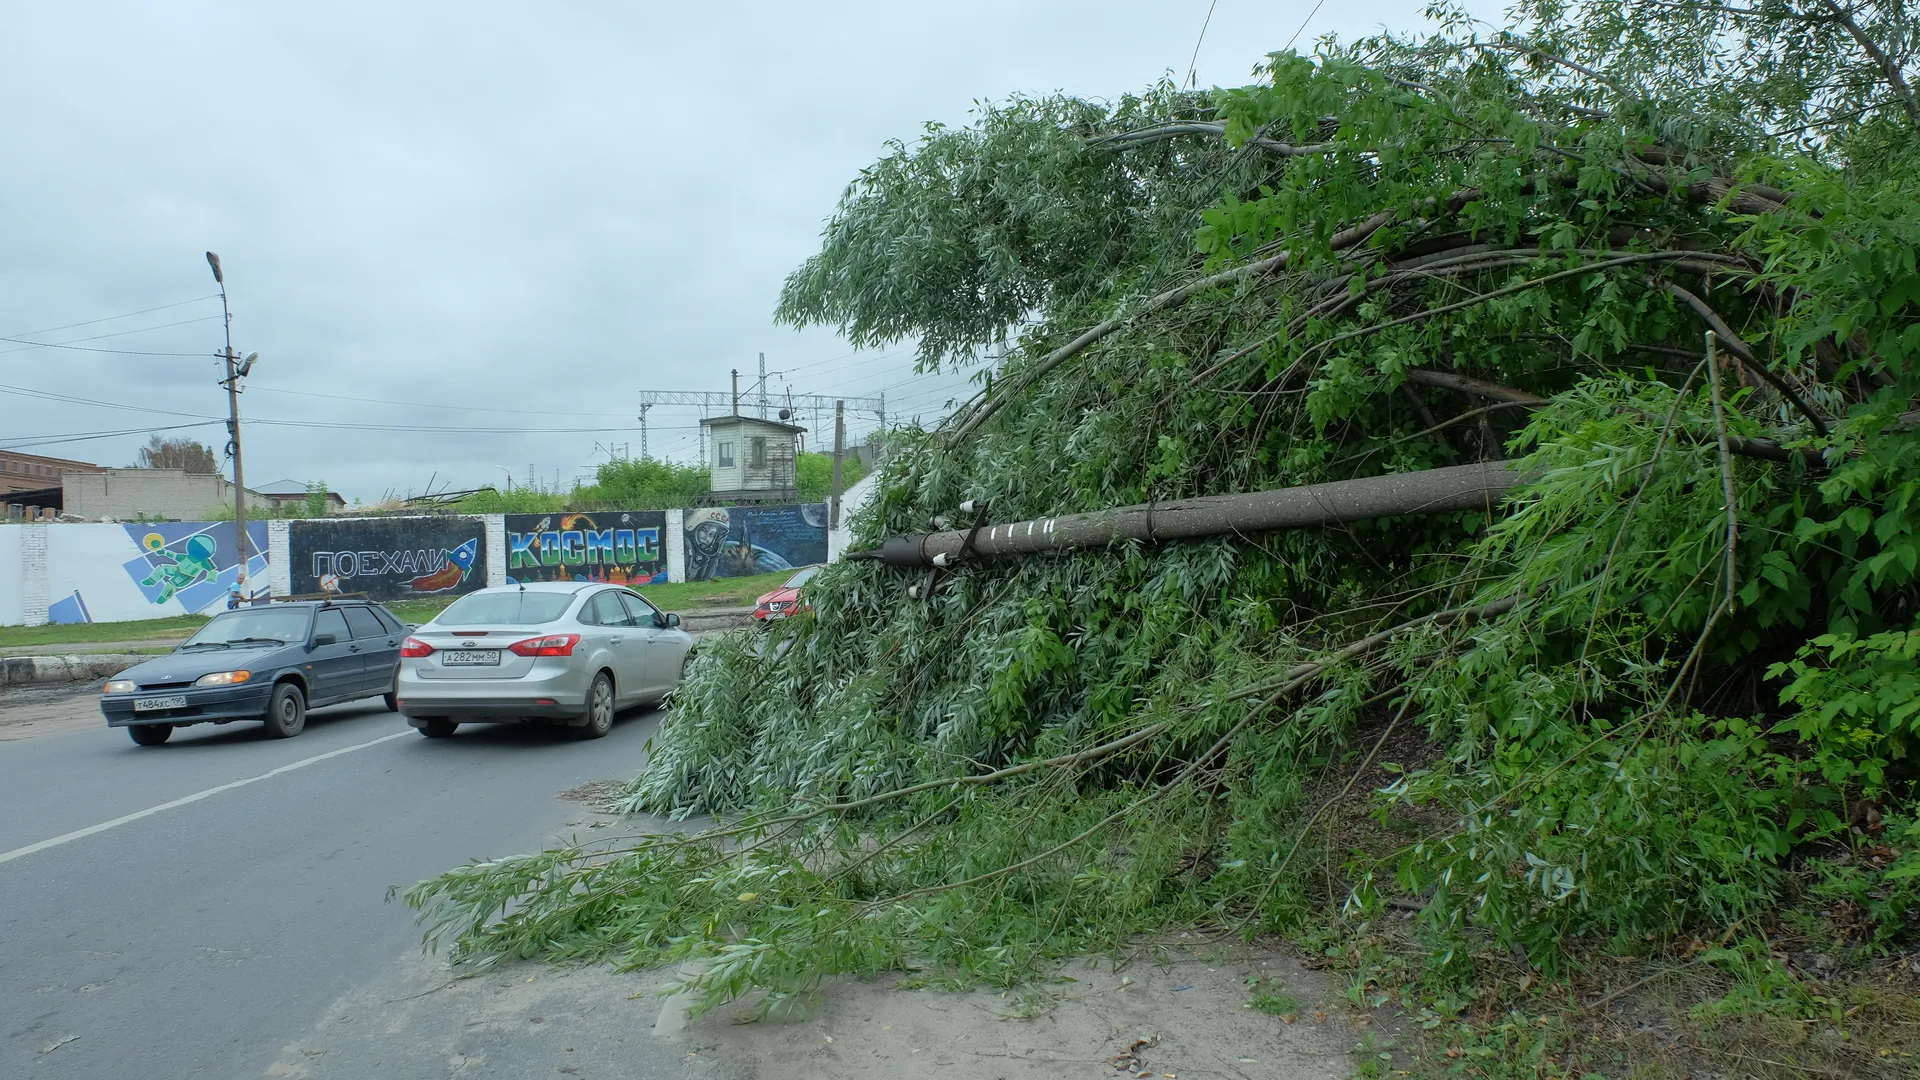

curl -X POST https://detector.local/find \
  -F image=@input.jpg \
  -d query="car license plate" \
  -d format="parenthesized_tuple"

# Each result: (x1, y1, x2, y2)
(441, 650, 501, 666)
(134, 696, 187, 711)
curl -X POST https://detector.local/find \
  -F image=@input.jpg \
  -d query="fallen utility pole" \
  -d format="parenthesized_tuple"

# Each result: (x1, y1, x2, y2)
(854, 461, 1527, 568)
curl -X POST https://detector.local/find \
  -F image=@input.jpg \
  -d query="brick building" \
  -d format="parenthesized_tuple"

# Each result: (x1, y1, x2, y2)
(0, 450, 101, 497)
(62, 469, 273, 522)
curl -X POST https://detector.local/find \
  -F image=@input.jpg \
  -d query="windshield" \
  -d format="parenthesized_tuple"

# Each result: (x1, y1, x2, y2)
(784, 566, 821, 589)
(183, 607, 312, 647)
(435, 590, 576, 626)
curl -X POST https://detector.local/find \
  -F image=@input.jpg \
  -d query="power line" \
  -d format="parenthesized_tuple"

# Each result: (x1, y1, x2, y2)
(1286, 0, 1329, 50)
(1, 294, 219, 340)
(0, 335, 208, 357)
(0, 421, 225, 451)
(247, 384, 644, 418)
(0, 382, 221, 420)
(1187, 0, 1221, 87)
(0, 314, 225, 356)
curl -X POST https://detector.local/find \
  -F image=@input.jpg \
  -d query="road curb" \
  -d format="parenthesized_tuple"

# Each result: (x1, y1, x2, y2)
(1, 654, 145, 689)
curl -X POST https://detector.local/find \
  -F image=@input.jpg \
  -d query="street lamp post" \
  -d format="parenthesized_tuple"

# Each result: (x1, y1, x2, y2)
(207, 252, 257, 600)
(493, 465, 514, 492)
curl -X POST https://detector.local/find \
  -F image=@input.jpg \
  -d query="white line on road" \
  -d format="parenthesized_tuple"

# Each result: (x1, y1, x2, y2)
(0, 731, 413, 866)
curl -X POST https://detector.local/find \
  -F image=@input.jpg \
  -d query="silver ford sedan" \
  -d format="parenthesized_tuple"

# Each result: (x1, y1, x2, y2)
(395, 582, 694, 739)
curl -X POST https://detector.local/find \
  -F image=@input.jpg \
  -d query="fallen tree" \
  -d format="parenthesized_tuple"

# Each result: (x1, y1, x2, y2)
(407, 1, 1920, 1042)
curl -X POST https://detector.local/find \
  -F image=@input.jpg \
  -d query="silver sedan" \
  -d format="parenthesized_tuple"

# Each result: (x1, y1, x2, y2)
(395, 582, 694, 739)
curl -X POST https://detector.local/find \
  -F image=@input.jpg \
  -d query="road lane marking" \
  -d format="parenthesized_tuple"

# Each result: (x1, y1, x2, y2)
(0, 731, 413, 866)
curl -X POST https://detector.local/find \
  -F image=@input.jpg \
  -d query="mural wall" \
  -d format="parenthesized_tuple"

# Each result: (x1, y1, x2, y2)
(680, 502, 828, 581)
(44, 522, 270, 624)
(504, 511, 667, 585)
(288, 516, 483, 602)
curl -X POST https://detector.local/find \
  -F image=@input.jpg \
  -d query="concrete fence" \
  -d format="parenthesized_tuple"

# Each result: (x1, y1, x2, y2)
(2, 502, 840, 627)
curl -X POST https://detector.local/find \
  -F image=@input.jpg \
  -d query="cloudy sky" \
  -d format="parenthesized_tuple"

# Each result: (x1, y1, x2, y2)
(0, 0, 1495, 505)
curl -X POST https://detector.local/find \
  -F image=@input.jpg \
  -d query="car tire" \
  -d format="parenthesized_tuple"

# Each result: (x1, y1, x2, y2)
(417, 718, 458, 738)
(383, 679, 399, 712)
(262, 682, 307, 739)
(127, 723, 173, 747)
(577, 672, 614, 739)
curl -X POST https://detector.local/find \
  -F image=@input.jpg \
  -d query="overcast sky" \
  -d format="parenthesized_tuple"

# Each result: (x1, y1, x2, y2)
(0, 0, 1496, 505)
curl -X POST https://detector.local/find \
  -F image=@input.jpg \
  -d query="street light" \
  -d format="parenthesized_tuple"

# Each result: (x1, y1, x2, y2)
(493, 465, 514, 491)
(208, 251, 253, 598)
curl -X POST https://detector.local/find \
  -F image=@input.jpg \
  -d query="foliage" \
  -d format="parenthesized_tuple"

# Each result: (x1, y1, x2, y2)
(584, 456, 710, 509)
(133, 435, 216, 473)
(452, 486, 570, 514)
(795, 450, 866, 503)
(304, 481, 330, 518)
(408, 0, 1920, 1029)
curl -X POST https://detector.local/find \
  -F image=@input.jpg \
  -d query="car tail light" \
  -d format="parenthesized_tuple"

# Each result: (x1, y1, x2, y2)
(400, 637, 435, 658)
(509, 633, 581, 657)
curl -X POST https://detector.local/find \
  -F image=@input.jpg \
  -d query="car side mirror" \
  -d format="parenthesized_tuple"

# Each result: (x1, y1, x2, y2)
(311, 633, 337, 647)
(663, 613, 680, 629)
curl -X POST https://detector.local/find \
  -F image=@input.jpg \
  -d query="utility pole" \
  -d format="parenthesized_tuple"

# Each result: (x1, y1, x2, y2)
(207, 252, 257, 599)
(831, 399, 846, 529)
(757, 352, 769, 418)
(731, 368, 740, 416)
(637, 403, 651, 460)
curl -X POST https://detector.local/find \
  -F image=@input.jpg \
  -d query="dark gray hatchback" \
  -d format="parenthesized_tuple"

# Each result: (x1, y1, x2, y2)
(99, 600, 406, 746)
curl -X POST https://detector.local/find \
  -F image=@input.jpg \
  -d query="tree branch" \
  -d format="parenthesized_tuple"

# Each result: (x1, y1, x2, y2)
(1091, 121, 1333, 157)
(1657, 280, 1830, 437)
(1819, 0, 1920, 131)
(1403, 368, 1548, 404)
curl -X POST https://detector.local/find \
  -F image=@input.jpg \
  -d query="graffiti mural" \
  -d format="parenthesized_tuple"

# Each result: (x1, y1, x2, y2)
(681, 503, 828, 581)
(288, 517, 484, 601)
(41, 521, 270, 624)
(504, 511, 667, 585)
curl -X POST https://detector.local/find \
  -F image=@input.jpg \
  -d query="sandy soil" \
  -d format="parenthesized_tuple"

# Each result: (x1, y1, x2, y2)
(672, 944, 1382, 1080)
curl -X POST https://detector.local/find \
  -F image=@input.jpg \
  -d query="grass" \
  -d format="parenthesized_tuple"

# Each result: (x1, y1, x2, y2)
(0, 614, 209, 650)
(0, 571, 794, 648)
(635, 570, 794, 612)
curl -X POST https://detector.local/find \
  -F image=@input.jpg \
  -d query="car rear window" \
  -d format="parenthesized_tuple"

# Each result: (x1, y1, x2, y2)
(436, 590, 576, 626)
(343, 607, 387, 639)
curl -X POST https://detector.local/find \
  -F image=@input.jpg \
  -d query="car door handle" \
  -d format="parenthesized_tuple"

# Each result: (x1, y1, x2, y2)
(609, 637, 623, 644)
(348, 645, 361, 652)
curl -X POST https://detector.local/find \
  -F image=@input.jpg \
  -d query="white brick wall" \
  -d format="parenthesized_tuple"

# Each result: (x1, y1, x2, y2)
(267, 520, 292, 597)
(664, 508, 685, 583)
(20, 522, 48, 626)
(484, 514, 507, 587)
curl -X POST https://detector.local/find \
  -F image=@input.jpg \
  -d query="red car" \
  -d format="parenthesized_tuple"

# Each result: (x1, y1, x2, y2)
(751, 565, 821, 621)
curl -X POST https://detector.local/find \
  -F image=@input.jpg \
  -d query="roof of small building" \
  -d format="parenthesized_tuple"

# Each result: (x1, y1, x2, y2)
(254, 479, 318, 495)
(697, 414, 807, 434)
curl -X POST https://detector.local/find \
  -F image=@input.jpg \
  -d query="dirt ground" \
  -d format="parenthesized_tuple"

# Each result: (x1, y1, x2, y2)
(264, 937, 1383, 1079)
(673, 944, 1382, 1079)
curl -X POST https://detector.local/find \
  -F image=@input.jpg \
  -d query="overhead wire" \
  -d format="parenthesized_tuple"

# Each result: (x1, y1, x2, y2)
(1, 294, 219, 340)
(0, 336, 208, 357)
(0, 314, 225, 356)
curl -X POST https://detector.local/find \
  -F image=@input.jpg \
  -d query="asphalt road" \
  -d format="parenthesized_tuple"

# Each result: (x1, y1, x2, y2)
(0, 684, 689, 1079)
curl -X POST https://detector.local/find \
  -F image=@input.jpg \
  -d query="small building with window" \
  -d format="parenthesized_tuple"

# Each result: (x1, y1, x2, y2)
(699, 414, 806, 503)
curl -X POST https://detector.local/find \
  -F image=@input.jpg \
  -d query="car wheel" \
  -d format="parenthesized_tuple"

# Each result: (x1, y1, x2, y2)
(383, 678, 399, 712)
(262, 682, 307, 739)
(127, 723, 173, 747)
(577, 672, 614, 739)
(417, 718, 458, 738)
(680, 651, 696, 682)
